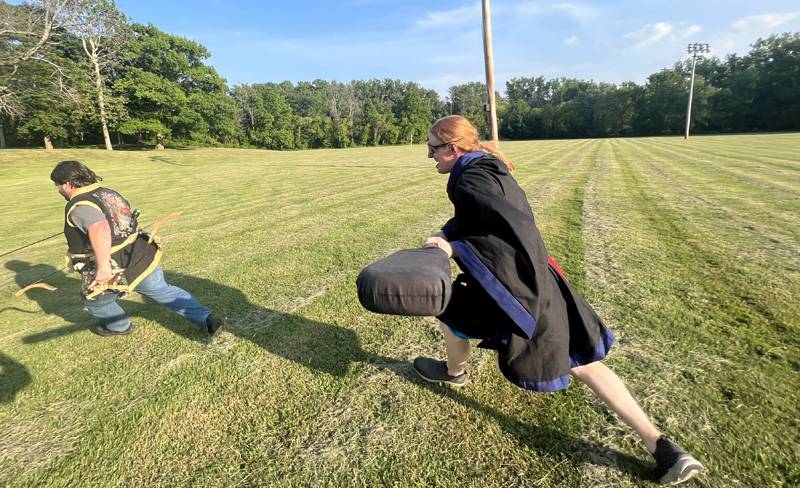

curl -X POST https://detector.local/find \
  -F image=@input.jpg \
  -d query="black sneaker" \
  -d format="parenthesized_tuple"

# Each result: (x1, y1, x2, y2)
(652, 436, 704, 485)
(412, 357, 467, 386)
(92, 322, 134, 337)
(206, 312, 224, 336)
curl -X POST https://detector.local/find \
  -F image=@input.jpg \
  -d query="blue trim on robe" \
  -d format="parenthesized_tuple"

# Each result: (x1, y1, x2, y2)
(569, 328, 617, 368)
(449, 327, 472, 340)
(447, 151, 486, 188)
(450, 240, 537, 340)
(442, 151, 487, 237)
(515, 374, 571, 393)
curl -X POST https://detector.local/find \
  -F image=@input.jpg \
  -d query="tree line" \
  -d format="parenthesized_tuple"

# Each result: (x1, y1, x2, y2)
(1, 1, 798, 150)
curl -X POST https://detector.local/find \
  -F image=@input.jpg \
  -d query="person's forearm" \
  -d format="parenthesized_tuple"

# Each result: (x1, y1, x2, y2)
(87, 220, 113, 270)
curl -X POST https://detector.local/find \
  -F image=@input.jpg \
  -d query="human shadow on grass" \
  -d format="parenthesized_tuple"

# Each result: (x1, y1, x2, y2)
(5, 260, 649, 479)
(0, 353, 31, 404)
(5, 260, 208, 345)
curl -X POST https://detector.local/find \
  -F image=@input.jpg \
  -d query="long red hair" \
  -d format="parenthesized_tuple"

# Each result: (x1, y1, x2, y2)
(429, 115, 514, 171)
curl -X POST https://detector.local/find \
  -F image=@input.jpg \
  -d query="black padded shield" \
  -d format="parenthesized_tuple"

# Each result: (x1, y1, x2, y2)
(357, 248, 452, 316)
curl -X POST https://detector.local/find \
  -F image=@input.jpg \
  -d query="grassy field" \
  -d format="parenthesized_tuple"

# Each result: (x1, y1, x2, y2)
(0, 134, 798, 487)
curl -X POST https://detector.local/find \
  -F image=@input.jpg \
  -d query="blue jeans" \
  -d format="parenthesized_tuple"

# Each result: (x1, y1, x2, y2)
(84, 265, 210, 332)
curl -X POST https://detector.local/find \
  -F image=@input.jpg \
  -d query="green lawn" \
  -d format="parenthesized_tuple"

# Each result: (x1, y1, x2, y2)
(1, 135, 798, 487)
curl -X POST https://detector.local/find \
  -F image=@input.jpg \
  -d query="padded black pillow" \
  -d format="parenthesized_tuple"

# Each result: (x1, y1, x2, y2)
(357, 247, 452, 316)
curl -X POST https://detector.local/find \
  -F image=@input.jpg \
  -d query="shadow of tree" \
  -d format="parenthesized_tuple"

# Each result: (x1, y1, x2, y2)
(148, 156, 188, 166)
(4, 259, 649, 479)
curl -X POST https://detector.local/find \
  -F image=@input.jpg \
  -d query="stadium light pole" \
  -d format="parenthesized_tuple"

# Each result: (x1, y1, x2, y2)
(481, 0, 499, 142)
(685, 43, 710, 139)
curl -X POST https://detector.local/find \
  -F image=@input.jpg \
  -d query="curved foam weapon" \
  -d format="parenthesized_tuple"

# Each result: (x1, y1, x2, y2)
(15, 283, 59, 296)
(14, 267, 66, 296)
(147, 211, 182, 243)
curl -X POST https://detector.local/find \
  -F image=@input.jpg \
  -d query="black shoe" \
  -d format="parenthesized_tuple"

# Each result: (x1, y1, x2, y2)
(206, 312, 224, 336)
(412, 357, 467, 386)
(92, 322, 134, 337)
(651, 436, 704, 485)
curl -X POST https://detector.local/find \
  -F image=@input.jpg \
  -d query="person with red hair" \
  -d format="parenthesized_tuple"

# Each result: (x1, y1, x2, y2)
(416, 115, 703, 485)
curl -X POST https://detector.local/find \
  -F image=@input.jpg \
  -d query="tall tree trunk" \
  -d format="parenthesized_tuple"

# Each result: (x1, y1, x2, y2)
(0, 124, 6, 148)
(44, 135, 53, 150)
(86, 40, 113, 151)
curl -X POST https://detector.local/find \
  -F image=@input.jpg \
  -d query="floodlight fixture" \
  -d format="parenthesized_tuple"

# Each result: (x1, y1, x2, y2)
(685, 42, 711, 139)
(687, 43, 710, 55)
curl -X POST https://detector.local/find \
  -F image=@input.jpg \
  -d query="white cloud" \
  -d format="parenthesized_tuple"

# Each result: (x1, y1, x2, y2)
(563, 35, 580, 46)
(682, 25, 702, 38)
(550, 2, 596, 21)
(345, 0, 399, 5)
(733, 12, 800, 31)
(415, 4, 481, 29)
(623, 22, 674, 47)
(514, 1, 596, 22)
(708, 11, 800, 60)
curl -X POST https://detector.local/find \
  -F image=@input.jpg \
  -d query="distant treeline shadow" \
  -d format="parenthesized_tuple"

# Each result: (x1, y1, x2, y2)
(3, 259, 650, 479)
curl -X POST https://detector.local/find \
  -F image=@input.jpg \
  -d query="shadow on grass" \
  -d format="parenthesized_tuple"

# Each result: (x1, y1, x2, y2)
(4, 260, 207, 345)
(148, 156, 188, 166)
(0, 353, 31, 404)
(4, 259, 649, 479)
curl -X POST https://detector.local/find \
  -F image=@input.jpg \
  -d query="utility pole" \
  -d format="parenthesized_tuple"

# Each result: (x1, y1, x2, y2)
(481, 0, 498, 142)
(685, 43, 710, 139)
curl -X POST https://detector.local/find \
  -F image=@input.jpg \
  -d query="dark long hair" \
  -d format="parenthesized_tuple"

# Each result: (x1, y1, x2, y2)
(50, 161, 102, 187)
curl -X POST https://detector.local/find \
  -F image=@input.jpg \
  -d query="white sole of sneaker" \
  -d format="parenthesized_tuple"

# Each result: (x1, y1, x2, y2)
(412, 365, 467, 387)
(659, 454, 704, 485)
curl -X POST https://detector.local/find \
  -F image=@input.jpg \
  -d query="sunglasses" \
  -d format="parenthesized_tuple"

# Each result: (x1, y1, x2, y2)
(427, 141, 449, 153)
(427, 137, 463, 156)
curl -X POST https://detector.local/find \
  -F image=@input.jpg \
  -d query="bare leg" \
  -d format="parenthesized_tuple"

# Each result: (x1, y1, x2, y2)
(439, 321, 471, 376)
(571, 361, 661, 453)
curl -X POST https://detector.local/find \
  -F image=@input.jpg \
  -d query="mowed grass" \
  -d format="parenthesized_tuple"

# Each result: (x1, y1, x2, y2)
(0, 134, 798, 487)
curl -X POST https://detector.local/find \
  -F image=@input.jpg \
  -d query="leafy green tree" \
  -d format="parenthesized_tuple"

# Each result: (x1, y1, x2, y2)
(706, 54, 757, 132)
(13, 60, 78, 148)
(352, 79, 396, 145)
(748, 33, 800, 131)
(506, 76, 553, 108)
(323, 81, 356, 148)
(113, 68, 178, 143)
(69, 0, 128, 150)
(634, 68, 688, 135)
(449, 82, 489, 138)
(498, 99, 531, 139)
(243, 83, 294, 149)
(114, 23, 237, 146)
(396, 82, 433, 145)
(0, 0, 74, 117)
(592, 82, 640, 136)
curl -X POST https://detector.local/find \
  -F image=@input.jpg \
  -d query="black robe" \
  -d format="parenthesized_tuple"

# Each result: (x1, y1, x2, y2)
(441, 152, 615, 392)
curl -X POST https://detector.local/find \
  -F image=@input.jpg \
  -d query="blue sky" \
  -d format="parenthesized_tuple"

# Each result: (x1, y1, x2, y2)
(114, 0, 800, 95)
